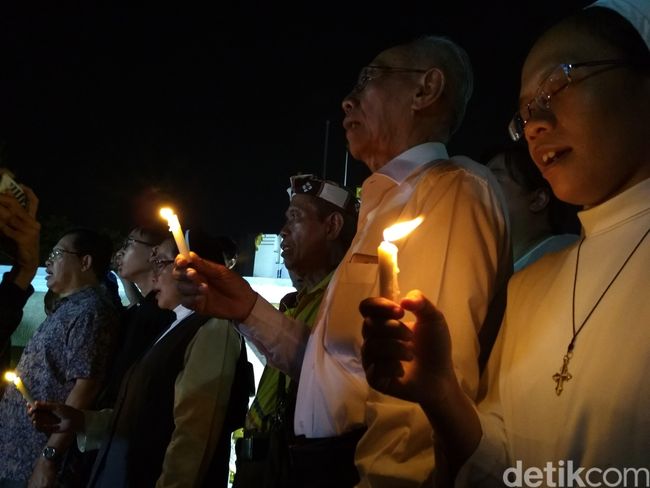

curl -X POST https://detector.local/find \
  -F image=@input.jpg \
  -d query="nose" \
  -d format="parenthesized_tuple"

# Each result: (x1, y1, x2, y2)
(342, 95, 355, 115)
(45, 257, 53, 266)
(279, 222, 289, 239)
(524, 109, 555, 141)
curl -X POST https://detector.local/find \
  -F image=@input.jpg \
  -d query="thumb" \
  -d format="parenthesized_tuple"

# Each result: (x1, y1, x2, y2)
(32, 400, 57, 412)
(400, 290, 446, 326)
(186, 252, 228, 276)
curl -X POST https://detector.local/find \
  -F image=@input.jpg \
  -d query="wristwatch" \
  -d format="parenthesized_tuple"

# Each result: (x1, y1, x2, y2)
(41, 446, 60, 463)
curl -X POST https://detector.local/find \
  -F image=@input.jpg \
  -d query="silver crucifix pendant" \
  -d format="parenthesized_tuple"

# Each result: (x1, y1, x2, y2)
(553, 352, 573, 396)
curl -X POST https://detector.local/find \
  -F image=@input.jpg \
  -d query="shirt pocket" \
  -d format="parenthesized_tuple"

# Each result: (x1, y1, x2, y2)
(324, 259, 378, 359)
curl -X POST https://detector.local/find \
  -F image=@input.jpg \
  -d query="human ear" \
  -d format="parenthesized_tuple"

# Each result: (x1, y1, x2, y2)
(325, 212, 344, 241)
(80, 255, 93, 272)
(529, 188, 550, 213)
(413, 68, 445, 110)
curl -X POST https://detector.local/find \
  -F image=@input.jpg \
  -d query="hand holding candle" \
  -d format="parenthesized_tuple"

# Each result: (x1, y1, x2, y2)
(159, 207, 190, 257)
(377, 217, 423, 302)
(3, 371, 35, 406)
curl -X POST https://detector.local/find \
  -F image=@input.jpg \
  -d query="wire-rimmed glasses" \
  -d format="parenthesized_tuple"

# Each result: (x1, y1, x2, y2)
(508, 59, 637, 141)
(352, 65, 429, 94)
(47, 247, 83, 263)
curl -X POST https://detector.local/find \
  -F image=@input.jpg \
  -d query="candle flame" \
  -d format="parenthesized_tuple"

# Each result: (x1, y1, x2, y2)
(159, 207, 181, 232)
(159, 207, 174, 220)
(3, 371, 17, 383)
(383, 216, 424, 242)
(158, 206, 190, 256)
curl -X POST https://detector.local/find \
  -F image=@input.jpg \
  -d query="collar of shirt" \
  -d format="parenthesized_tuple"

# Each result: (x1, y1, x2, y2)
(377, 142, 449, 184)
(578, 177, 650, 237)
(51, 285, 99, 313)
(154, 304, 195, 345)
(297, 270, 334, 301)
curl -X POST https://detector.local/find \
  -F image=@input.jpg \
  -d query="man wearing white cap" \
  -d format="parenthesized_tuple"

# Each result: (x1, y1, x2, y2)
(234, 174, 358, 488)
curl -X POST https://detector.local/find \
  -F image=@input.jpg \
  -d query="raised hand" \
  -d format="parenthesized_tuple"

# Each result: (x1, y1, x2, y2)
(173, 252, 258, 321)
(360, 289, 455, 407)
(361, 290, 482, 473)
(0, 185, 40, 289)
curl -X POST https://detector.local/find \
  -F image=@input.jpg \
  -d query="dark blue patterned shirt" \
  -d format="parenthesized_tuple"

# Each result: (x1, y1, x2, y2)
(0, 286, 119, 482)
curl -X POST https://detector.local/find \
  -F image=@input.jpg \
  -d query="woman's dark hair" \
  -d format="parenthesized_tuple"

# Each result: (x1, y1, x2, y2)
(487, 144, 581, 235)
(500, 144, 548, 194)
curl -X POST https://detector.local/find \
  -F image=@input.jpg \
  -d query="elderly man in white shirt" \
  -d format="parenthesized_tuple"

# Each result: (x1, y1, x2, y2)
(173, 35, 510, 487)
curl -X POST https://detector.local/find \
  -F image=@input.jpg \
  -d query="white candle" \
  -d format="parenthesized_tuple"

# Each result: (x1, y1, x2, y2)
(378, 240, 400, 301)
(377, 217, 424, 302)
(3, 371, 35, 406)
(159, 207, 190, 257)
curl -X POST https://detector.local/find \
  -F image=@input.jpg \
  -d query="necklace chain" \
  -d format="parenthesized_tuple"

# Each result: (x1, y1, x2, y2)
(553, 225, 650, 395)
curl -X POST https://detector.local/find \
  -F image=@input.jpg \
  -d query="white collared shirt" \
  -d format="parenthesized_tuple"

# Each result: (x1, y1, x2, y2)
(241, 142, 510, 486)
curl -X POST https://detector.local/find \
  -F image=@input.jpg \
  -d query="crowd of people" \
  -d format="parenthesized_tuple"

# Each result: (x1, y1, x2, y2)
(0, 0, 648, 486)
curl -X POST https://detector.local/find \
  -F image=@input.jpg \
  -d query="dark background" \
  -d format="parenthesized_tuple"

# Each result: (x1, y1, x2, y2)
(0, 1, 591, 267)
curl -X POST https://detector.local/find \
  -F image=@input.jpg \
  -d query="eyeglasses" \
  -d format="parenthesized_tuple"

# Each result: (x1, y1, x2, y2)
(508, 59, 636, 141)
(121, 236, 156, 250)
(47, 247, 83, 263)
(352, 65, 429, 94)
(152, 258, 175, 274)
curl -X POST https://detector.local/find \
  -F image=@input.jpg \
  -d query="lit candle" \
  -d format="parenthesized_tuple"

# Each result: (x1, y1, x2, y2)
(3, 371, 35, 406)
(159, 207, 190, 257)
(377, 217, 423, 302)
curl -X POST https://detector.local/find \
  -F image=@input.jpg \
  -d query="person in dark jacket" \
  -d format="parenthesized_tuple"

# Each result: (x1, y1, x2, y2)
(30, 228, 253, 488)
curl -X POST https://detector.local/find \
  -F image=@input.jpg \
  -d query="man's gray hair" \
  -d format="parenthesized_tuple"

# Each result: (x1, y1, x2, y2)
(401, 35, 474, 136)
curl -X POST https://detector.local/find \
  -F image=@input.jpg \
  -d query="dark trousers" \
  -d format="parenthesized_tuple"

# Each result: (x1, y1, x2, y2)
(289, 427, 366, 488)
(234, 431, 294, 488)
(234, 427, 365, 488)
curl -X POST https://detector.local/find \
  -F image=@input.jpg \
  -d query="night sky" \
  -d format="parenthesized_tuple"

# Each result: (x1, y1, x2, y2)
(0, 1, 591, 261)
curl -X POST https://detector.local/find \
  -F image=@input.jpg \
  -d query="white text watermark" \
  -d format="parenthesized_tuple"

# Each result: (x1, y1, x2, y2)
(503, 460, 650, 487)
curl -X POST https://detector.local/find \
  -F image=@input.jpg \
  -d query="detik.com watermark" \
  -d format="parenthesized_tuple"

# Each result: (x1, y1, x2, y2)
(503, 460, 650, 487)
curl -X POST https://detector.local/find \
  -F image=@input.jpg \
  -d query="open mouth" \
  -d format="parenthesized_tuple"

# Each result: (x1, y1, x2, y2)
(541, 148, 570, 165)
